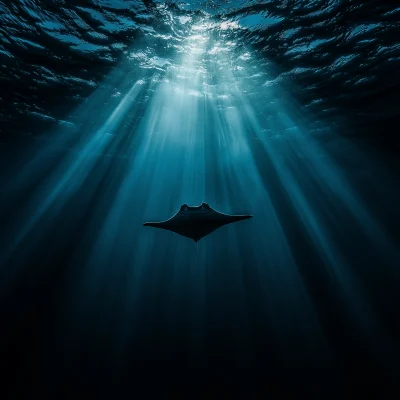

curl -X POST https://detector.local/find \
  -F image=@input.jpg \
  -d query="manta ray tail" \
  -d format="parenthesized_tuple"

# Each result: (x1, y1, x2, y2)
(230, 215, 252, 222)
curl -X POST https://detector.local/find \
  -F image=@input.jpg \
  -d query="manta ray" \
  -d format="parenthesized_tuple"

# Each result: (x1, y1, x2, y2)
(143, 202, 252, 242)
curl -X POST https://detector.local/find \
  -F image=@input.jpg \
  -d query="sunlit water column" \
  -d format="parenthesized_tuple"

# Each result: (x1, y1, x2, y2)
(59, 21, 215, 369)
(200, 34, 331, 370)
(56, 19, 333, 379)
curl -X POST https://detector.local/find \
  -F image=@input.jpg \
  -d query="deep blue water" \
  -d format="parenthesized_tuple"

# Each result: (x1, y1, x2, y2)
(0, 1, 400, 397)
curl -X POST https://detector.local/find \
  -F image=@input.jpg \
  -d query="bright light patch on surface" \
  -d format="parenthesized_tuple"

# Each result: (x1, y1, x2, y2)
(220, 21, 240, 30)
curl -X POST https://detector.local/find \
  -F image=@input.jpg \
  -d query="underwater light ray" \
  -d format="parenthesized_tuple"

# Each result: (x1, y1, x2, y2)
(198, 51, 332, 361)
(284, 129, 399, 262)
(0, 81, 145, 268)
(1, 68, 140, 199)
(220, 60, 397, 361)
(208, 138, 330, 364)
(202, 30, 398, 356)
(233, 63, 399, 265)
(235, 62, 394, 260)
(59, 23, 213, 324)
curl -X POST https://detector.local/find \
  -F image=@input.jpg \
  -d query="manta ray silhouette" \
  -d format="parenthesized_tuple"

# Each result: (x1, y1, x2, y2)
(143, 202, 252, 242)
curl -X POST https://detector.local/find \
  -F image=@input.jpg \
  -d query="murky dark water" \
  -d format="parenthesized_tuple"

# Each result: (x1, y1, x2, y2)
(0, 1, 399, 397)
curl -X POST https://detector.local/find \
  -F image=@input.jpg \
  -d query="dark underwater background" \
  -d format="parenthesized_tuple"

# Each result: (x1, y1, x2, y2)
(0, 0, 400, 397)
